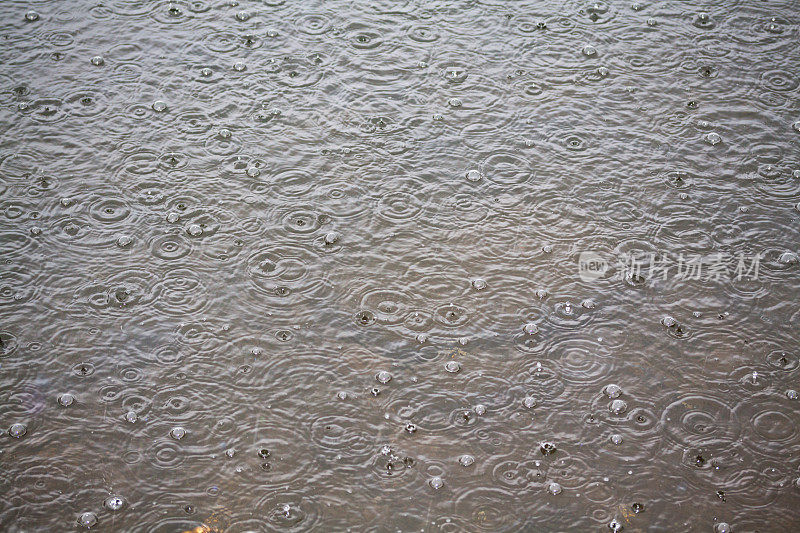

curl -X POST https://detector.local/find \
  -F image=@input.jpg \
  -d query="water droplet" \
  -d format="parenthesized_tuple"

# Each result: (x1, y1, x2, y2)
(609, 399, 628, 414)
(25, 11, 39, 21)
(582, 45, 597, 56)
(324, 231, 340, 245)
(609, 519, 623, 532)
(447, 97, 462, 108)
(235, 11, 250, 21)
(705, 132, 721, 145)
(152, 100, 168, 112)
(8, 423, 27, 438)
(429, 476, 444, 489)
(465, 169, 482, 182)
(116, 235, 132, 247)
(376, 370, 392, 384)
(610, 434, 624, 445)
(522, 396, 538, 409)
(187, 224, 203, 236)
(603, 384, 622, 398)
(77, 512, 97, 529)
(631, 502, 645, 513)
(104, 496, 125, 511)
(547, 482, 562, 495)
(779, 252, 799, 264)
(474, 404, 486, 416)
(444, 361, 461, 373)
(471, 278, 487, 290)
(540, 441, 556, 456)
(125, 410, 138, 423)
(405, 423, 417, 434)
(90, 56, 104, 66)
(714, 523, 731, 533)
(523, 323, 539, 335)
(787, 389, 798, 400)
(233, 61, 247, 72)
(170, 426, 186, 440)
(458, 454, 475, 467)
(58, 393, 75, 407)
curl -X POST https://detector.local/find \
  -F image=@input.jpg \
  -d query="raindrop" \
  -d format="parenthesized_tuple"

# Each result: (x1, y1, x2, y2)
(77, 512, 97, 529)
(466, 169, 482, 182)
(152, 100, 168, 112)
(116, 235, 132, 247)
(429, 476, 444, 489)
(523, 396, 538, 409)
(187, 224, 203, 236)
(104, 496, 125, 511)
(170, 426, 186, 440)
(609, 399, 628, 414)
(458, 454, 475, 467)
(523, 323, 539, 335)
(444, 361, 461, 373)
(603, 384, 622, 398)
(90, 56, 104, 66)
(8, 423, 27, 438)
(58, 393, 75, 407)
(474, 404, 486, 416)
(125, 410, 138, 423)
(471, 278, 487, 290)
(705, 132, 721, 145)
(547, 482, 562, 495)
(714, 523, 731, 533)
(25, 11, 39, 21)
(610, 434, 624, 445)
(376, 370, 392, 384)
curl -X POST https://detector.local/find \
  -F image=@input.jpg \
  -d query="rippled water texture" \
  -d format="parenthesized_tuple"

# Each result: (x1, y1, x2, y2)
(1, 0, 800, 531)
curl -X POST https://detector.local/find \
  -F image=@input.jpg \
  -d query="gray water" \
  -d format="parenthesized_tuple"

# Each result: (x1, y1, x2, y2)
(1, 0, 800, 531)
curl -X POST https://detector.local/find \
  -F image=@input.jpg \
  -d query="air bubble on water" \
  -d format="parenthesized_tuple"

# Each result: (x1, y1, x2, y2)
(793, 122, 800, 133)
(77, 512, 97, 529)
(8, 423, 27, 438)
(458, 454, 475, 467)
(714, 523, 731, 533)
(547, 482, 562, 495)
(646, 17, 657, 26)
(324, 231, 340, 245)
(474, 404, 486, 416)
(787, 390, 797, 400)
(445, 361, 461, 373)
(610, 434, 623, 445)
(429, 476, 444, 489)
(218, 128, 232, 139)
(235, 11, 249, 21)
(661, 315, 677, 327)
(523, 396, 537, 409)
(25, 11, 39, 21)
(104, 496, 125, 511)
(116, 235, 132, 247)
(91, 56, 104, 66)
(523, 323, 539, 335)
(166, 212, 180, 223)
(337, 391, 348, 400)
(125, 410, 138, 423)
(58, 393, 75, 407)
(610, 399, 628, 414)
(604, 384, 622, 398)
(471, 278, 487, 290)
(466, 169, 482, 182)
(609, 519, 623, 531)
(779, 252, 798, 264)
(405, 423, 417, 434)
(705, 132, 721, 145)
(448, 98, 462, 108)
(376, 371, 392, 384)
(582, 45, 597, 56)
(152, 100, 168, 112)
(170, 426, 186, 440)
(233, 62, 247, 71)
(226, 448, 235, 458)
(187, 224, 203, 236)
(433, 113, 444, 121)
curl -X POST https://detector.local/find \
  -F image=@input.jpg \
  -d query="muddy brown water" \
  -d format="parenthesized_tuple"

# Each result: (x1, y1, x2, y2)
(1, 0, 800, 531)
